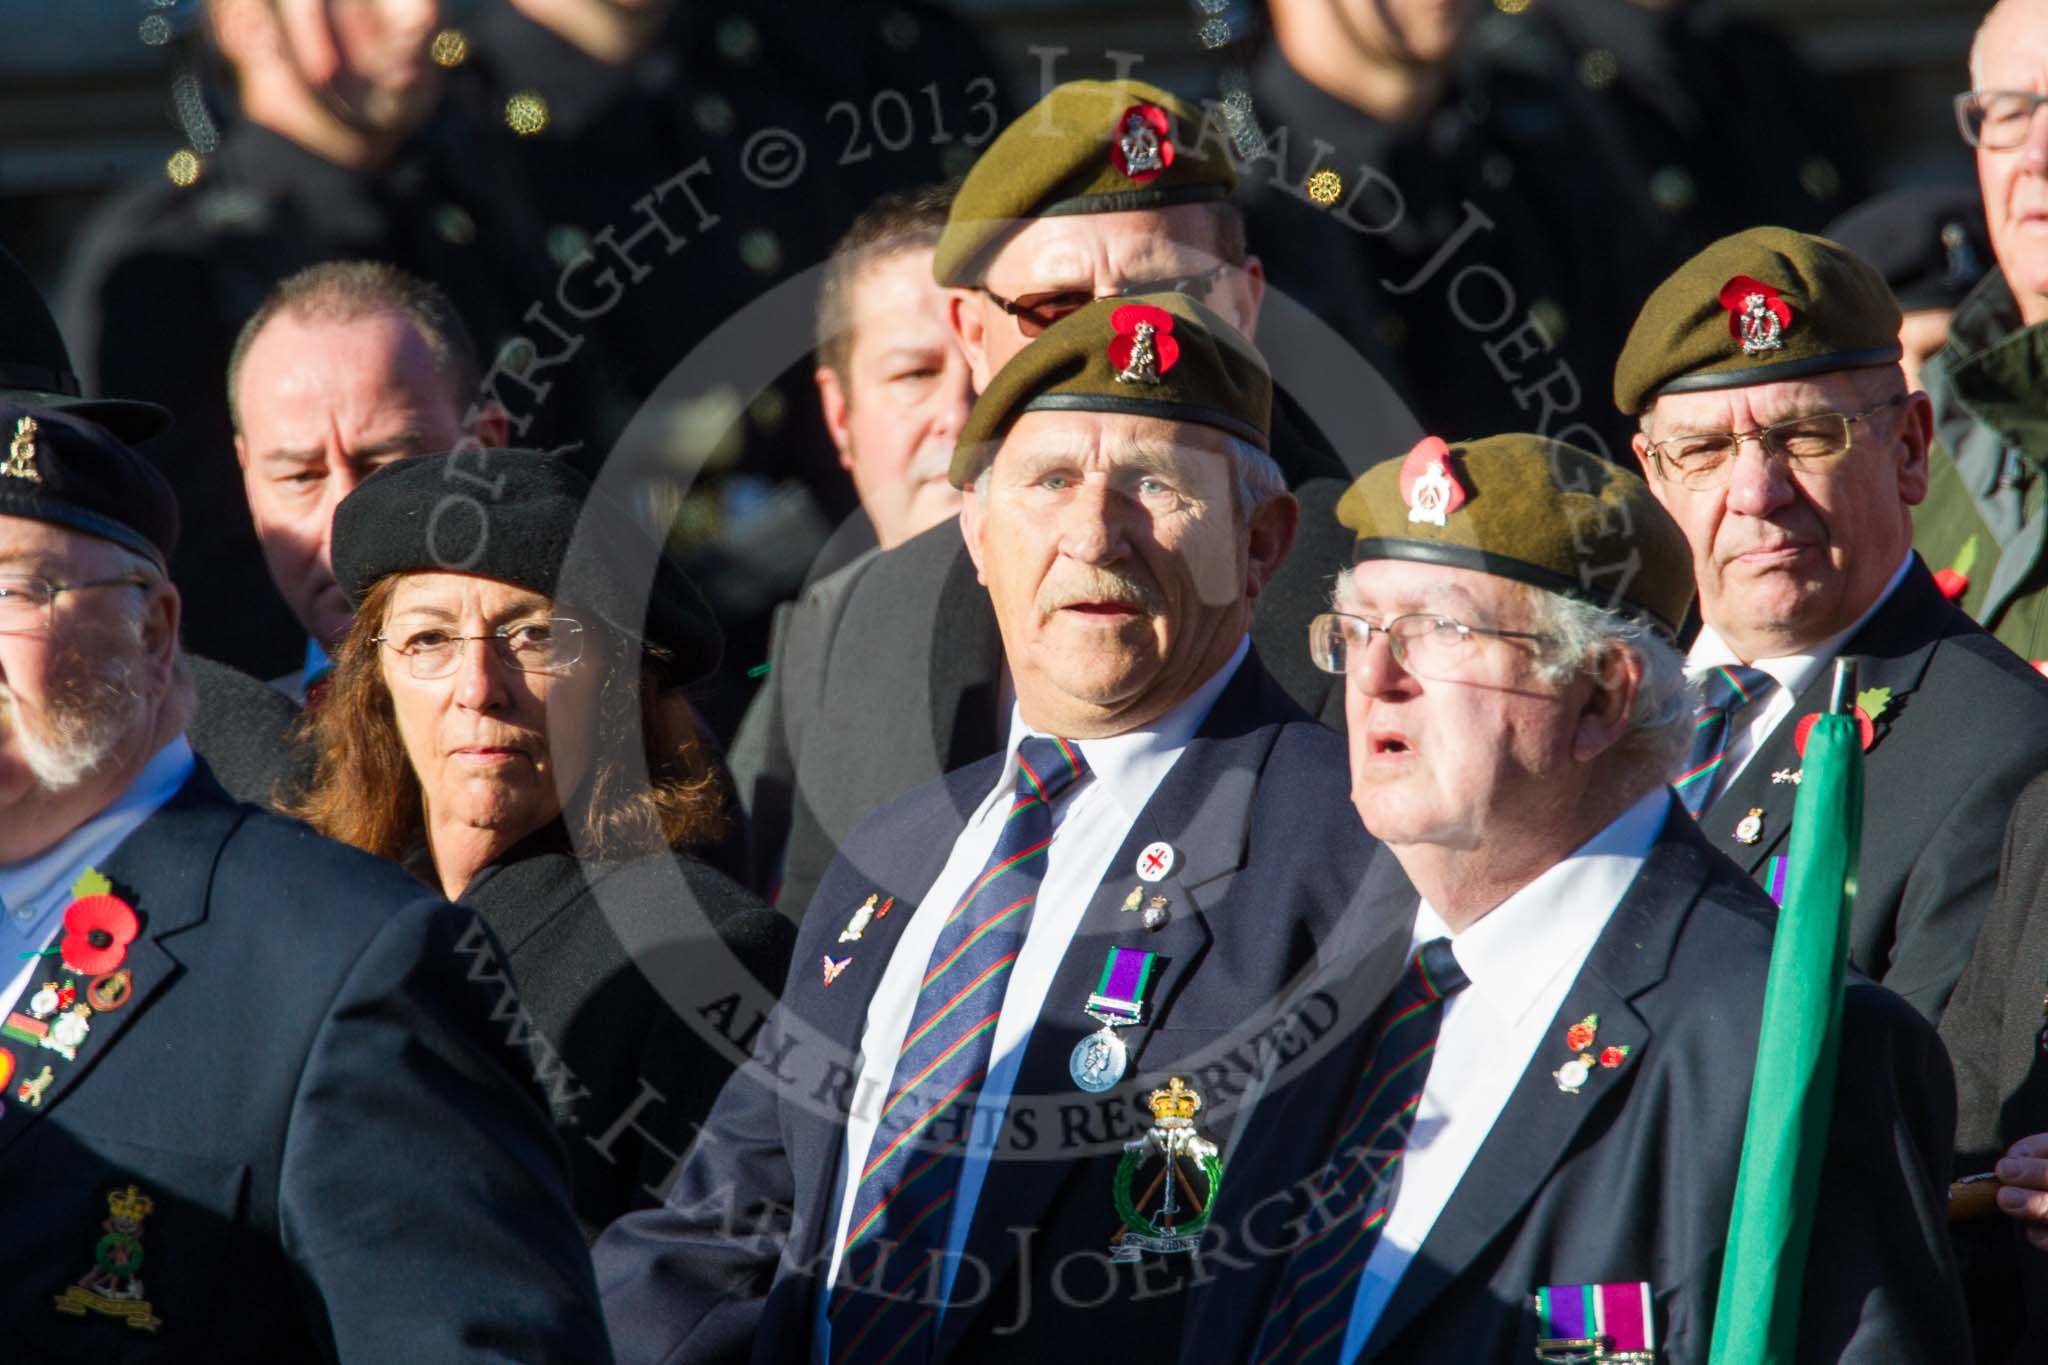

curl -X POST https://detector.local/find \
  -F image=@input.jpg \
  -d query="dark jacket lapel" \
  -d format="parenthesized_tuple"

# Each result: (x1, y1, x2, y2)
(931, 653, 1293, 1360)
(784, 761, 990, 1267)
(1362, 797, 1705, 1359)
(1703, 559, 1945, 872)
(0, 765, 241, 1158)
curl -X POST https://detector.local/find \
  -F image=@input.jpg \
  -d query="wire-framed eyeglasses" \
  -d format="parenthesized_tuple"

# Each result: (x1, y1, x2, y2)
(375, 618, 587, 680)
(1308, 611, 1551, 682)
(979, 263, 1231, 338)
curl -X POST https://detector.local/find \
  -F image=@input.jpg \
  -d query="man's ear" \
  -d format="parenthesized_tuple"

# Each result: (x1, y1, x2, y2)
(950, 290, 994, 393)
(816, 365, 855, 472)
(1573, 643, 1643, 764)
(958, 481, 989, 586)
(142, 580, 181, 696)
(209, 0, 279, 68)
(234, 432, 251, 473)
(1233, 254, 1268, 343)
(1244, 490, 1298, 601)
(1632, 428, 1676, 514)
(472, 400, 512, 450)
(1896, 389, 1934, 506)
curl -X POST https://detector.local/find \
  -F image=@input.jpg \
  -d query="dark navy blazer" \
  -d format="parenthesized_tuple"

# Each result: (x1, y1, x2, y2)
(1184, 797, 1966, 1365)
(594, 650, 1401, 1364)
(1, 765, 611, 1364)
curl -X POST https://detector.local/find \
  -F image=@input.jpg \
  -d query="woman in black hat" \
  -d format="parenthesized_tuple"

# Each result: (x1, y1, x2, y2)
(293, 448, 793, 1239)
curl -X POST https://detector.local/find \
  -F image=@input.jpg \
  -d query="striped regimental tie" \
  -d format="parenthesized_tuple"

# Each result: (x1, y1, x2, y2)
(1672, 664, 1773, 819)
(1251, 938, 1471, 1365)
(827, 735, 1088, 1365)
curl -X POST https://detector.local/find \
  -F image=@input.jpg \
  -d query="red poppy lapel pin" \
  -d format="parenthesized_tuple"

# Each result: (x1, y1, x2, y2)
(59, 870, 139, 977)
(1553, 1014, 1633, 1094)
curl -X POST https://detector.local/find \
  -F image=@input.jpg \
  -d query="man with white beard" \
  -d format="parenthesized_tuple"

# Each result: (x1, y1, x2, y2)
(0, 402, 610, 1360)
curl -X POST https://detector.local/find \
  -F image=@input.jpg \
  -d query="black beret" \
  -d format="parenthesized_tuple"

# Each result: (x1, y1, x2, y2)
(1824, 186, 1991, 314)
(0, 243, 169, 442)
(331, 449, 721, 682)
(0, 401, 178, 567)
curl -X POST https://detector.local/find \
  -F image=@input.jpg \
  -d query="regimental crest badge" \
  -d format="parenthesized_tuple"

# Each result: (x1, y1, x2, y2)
(1718, 274, 1792, 355)
(1110, 103, 1174, 183)
(1109, 1076, 1222, 1261)
(53, 1185, 162, 1334)
(1399, 435, 1468, 528)
(1109, 304, 1179, 385)
(5, 416, 43, 483)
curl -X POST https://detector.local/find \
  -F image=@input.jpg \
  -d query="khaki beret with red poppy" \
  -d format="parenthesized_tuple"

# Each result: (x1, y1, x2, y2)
(951, 292, 1271, 487)
(1613, 226, 1902, 416)
(1338, 433, 1695, 637)
(933, 79, 1238, 288)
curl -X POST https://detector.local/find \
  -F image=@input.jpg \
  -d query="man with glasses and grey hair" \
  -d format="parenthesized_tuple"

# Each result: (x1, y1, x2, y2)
(1182, 432, 1959, 1362)
(1913, 0, 2048, 660)
(1616, 225, 2048, 1024)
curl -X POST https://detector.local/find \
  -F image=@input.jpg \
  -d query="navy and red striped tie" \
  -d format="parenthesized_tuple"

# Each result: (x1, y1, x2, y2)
(1252, 937, 1471, 1365)
(827, 735, 1087, 1365)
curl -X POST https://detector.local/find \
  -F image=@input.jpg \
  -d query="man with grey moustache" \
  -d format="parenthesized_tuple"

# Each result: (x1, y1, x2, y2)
(595, 293, 1389, 1364)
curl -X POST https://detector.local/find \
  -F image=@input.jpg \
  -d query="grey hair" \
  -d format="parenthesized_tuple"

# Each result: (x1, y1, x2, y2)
(968, 430, 1287, 526)
(1525, 589, 1692, 780)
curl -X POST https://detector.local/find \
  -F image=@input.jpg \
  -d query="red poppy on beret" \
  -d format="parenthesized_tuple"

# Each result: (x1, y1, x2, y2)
(1107, 304, 1180, 378)
(1717, 275, 1794, 342)
(1108, 103, 1174, 183)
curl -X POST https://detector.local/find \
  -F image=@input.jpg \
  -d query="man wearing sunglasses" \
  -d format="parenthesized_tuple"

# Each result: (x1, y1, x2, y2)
(756, 78, 1359, 917)
(1614, 225, 2048, 1026)
(1910, 0, 2048, 665)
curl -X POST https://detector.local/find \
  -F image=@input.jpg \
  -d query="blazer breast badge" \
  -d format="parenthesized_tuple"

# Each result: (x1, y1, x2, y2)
(1109, 1077, 1221, 1262)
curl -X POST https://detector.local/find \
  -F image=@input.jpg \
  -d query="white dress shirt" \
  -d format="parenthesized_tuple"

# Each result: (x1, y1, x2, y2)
(818, 637, 1250, 1345)
(1683, 550, 1911, 808)
(0, 737, 196, 1013)
(1339, 785, 1671, 1362)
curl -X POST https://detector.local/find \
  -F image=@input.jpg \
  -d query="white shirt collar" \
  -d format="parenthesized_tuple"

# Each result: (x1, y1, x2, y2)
(0, 737, 196, 934)
(1412, 786, 1670, 1028)
(999, 635, 1251, 823)
(1687, 549, 1913, 692)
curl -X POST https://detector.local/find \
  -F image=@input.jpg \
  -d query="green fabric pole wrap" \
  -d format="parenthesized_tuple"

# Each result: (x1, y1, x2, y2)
(1707, 708, 1864, 1365)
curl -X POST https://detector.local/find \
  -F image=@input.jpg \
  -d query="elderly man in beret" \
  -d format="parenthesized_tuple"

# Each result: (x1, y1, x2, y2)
(594, 295, 1382, 1363)
(0, 402, 609, 1358)
(1615, 225, 2048, 1022)
(751, 77, 1363, 917)
(1185, 433, 1961, 1363)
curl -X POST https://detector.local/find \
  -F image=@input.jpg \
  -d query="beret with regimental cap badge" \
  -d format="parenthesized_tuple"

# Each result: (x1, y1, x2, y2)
(0, 401, 178, 567)
(933, 78, 1237, 287)
(952, 292, 1271, 487)
(331, 449, 722, 683)
(1614, 226, 1903, 416)
(1339, 433, 1695, 637)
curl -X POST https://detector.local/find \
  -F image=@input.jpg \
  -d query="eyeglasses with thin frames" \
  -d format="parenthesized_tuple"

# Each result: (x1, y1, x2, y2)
(1642, 396, 1905, 491)
(979, 263, 1232, 338)
(0, 574, 153, 637)
(374, 618, 587, 680)
(1308, 612, 1551, 683)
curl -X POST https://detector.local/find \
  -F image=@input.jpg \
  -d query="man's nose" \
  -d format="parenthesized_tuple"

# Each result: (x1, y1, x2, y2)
(1056, 483, 1132, 563)
(1722, 436, 1796, 518)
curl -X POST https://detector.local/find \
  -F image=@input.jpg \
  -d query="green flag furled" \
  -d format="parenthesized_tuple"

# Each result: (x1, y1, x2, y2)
(1708, 661, 1865, 1364)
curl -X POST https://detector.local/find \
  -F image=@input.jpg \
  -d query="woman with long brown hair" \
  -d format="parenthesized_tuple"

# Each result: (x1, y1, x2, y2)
(295, 448, 792, 1239)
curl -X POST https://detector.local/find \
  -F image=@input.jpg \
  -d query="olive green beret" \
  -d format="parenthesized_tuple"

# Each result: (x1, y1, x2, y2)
(1614, 226, 1903, 415)
(933, 79, 1237, 287)
(952, 292, 1270, 487)
(1338, 433, 1695, 637)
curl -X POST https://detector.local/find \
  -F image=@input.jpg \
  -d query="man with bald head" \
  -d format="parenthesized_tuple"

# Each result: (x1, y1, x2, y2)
(228, 260, 505, 700)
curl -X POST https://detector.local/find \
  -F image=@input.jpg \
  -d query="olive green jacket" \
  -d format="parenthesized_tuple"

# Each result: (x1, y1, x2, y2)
(1913, 268, 2048, 661)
